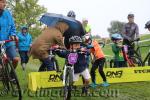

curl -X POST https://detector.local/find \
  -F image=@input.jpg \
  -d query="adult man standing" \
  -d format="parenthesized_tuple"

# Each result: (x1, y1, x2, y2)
(63, 10, 85, 49)
(122, 13, 140, 57)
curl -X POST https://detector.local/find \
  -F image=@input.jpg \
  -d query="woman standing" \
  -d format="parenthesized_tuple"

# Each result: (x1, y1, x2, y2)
(17, 25, 32, 71)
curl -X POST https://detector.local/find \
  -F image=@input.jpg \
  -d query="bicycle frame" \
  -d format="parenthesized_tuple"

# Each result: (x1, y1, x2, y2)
(122, 44, 142, 67)
(143, 52, 150, 66)
(136, 45, 150, 66)
(62, 50, 78, 100)
(63, 51, 78, 85)
(0, 40, 22, 100)
(0, 40, 12, 61)
(63, 64, 74, 85)
(123, 47, 135, 67)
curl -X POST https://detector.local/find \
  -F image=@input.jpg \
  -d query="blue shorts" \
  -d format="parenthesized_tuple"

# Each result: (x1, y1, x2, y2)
(6, 46, 17, 60)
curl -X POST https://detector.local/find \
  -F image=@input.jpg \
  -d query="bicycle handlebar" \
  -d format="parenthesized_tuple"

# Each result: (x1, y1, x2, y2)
(51, 48, 88, 54)
(0, 40, 13, 45)
(130, 38, 140, 43)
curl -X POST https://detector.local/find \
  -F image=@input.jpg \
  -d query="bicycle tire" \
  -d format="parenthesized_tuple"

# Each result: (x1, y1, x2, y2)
(110, 59, 114, 68)
(0, 61, 9, 96)
(129, 56, 142, 67)
(148, 56, 150, 66)
(63, 67, 73, 100)
(4, 60, 22, 100)
(67, 68, 73, 100)
(63, 68, 69, 100)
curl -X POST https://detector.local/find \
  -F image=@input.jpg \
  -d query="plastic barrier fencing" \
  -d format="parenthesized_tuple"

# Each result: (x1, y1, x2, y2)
(28, 66, 150, 91)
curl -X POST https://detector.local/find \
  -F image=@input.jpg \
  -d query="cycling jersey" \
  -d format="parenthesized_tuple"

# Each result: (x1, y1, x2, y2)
(122, 22, 139, 41)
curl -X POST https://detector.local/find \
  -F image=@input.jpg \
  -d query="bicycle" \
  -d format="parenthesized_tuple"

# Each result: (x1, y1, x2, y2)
(62, 48, 87, 100)
(62, 49, 77, 100)
(38, 47, 61, 72)
(136, 44, 150, 66)
(127, 40, 150, 66)
(0, 40, 22, 100)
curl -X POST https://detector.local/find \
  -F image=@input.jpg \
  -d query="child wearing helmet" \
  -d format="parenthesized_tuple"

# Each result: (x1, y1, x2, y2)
(17, 25, 32, 71)
(83, 34, 109, 87)
(55, 35, 91, 94)
(111, 33, 127, 67)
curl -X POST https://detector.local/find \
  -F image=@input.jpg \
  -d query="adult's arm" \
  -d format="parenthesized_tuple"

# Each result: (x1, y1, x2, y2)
(8, 10, 16, 36)
(135, 24, 140, 39)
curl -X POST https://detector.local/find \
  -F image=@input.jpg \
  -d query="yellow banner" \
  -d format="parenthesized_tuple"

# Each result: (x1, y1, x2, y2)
(28, 66, 150, 91)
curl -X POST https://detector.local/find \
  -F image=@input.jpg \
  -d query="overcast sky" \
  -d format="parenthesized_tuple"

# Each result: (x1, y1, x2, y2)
(38, 0, 150, 37)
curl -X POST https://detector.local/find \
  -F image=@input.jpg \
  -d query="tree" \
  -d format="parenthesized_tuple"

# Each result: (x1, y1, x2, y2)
(107, 20, 126, 35)
(6, 0, 47, 39)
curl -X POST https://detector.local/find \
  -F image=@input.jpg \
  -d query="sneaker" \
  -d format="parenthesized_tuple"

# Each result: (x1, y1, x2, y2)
(89, 82, 98, 88)
(101, 81, 110, 87)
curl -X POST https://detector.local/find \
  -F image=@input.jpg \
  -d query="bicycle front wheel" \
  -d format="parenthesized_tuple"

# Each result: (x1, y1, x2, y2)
(148, 56, 150, 66)
(0, 61, 9, 96)
(110, 59, 114, 68)
(4, 60, 22, 100)
(63, 68, 73, 100)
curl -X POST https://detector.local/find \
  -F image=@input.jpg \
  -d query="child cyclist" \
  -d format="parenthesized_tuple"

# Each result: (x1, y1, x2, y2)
(83, 34, 109, 87)
(111, 33, 127, 67)
(55, 36, 91, 94)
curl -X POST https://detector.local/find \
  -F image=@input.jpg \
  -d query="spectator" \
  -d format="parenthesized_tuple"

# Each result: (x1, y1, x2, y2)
(30, 22, 69, 71)
(82, 18, 91, 36)
(122, 13, 140, 57)
(17, 25, 32, 71)
(64, 10, 85, 49)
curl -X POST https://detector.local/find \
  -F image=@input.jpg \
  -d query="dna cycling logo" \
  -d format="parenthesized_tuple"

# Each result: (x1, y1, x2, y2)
(106, 70, 123, 78)
(48, 74, 62, 82)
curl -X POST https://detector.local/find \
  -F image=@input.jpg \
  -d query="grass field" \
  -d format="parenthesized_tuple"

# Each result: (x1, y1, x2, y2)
(0, 34, 150, 100)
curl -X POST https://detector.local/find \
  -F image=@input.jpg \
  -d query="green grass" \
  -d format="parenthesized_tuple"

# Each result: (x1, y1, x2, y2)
(1, 62, 150, 100)
(0, 34, 150, 100)
(0, 56, 150, 100)
(140, 34, 150, 40)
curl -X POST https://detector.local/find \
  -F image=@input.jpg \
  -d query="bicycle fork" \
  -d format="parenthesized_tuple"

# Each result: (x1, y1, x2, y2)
(63, 65, 74, 85)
